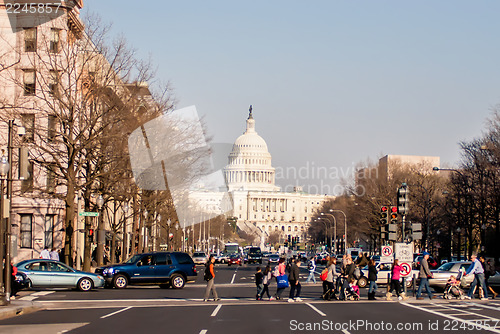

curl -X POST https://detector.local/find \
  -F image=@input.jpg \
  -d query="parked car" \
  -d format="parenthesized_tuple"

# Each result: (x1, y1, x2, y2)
(227, 254, 242, 266)
(413, 254, 439, 269)
(217, 253, 229, 264)
(268, 254, 280, 264)
(96, 252, 197, 289)
(428, 261, 473, 291)
(16, 259, 105, 291)
(487, 272, 500, 290)
(192, 252, 208, 265)
(359, 262, 414, 289)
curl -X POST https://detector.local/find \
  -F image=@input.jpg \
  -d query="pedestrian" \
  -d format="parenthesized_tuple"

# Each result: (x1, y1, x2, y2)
(255, 267, 264, 300)
(389, 259, 403, 300)
(416, 252, 434, 300)
(50, 248, 59, 261)
(273, 257, 287, 300)
(367, 258, 378, 300)
(464, 254, 488, 300)
(262, 264, 274, 300)
(288, 258, 302, 302)
(339, 257, 355, 300)
(10, 262, 18, 299)
(305, 256, 316, 283)
(203, 255, 220, 302)
(480, 256, 498, 299)
(39, 248, 50, 259)
(356, 253, 369, 268)
(325, 257, 337, 300)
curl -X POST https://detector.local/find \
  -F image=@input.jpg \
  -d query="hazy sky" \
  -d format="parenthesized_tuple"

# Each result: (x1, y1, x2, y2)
(83, 0, 500, 195)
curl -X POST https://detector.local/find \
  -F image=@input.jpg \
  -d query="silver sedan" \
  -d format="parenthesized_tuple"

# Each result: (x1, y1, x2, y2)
(428, 261, 473, 291)
(16, 259, 105, 291)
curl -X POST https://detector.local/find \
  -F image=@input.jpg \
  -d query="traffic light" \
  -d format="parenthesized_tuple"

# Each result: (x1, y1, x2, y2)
(88, 229, 94, 243)
(409, 223, 422, 241)
(380, 206, 389, 225)
(397, 185, 409, 215)
(381, 224, 397, 241)
(390, 206, 398, 223)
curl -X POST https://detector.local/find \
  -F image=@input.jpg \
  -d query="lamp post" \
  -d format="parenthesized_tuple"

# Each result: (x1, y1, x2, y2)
(321, 212, 336, 254)
(175, 222, 179, 251)
(0, 155, 10, 305)
(315, 219, 328, 250)
(121, 203, 129, 262)
(96, 194, 105, 266)
(457, 227, 462, 261)
(329, 209, 347, 254)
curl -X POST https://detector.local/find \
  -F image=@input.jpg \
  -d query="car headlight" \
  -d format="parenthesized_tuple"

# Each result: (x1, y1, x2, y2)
(103, 268, 114, 275)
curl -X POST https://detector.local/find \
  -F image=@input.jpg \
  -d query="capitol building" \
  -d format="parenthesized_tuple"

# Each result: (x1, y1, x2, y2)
(190, 107, 334, 246)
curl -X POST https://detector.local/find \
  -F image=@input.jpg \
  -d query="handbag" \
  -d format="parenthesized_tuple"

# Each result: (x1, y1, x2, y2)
(276, 274, 289, 288)
(320, 268, 328, 281)
(353, 267, 361, 280)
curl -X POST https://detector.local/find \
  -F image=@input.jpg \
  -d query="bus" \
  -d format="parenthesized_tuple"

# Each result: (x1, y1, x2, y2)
(224, 243, 240, 255)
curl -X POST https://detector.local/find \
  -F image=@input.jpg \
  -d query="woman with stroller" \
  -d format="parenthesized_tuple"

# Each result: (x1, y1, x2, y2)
(367, 259, 378, 300)
(339, 257, 356, 300)
(389, 259, 403, 300)
(323, 257, 338, 300)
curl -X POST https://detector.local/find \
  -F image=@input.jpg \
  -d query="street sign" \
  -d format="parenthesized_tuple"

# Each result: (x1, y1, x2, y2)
(79, 212, 99, 217)
(400, 262, 412, 277)
(395, 242, 413, 263)
(381, 245, 394, 262)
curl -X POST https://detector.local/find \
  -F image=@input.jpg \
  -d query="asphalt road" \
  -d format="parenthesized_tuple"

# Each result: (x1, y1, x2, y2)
(2, 263, 500, 334)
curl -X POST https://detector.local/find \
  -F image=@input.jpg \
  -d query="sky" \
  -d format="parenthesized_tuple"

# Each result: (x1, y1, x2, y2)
(83, 0, 500, 195)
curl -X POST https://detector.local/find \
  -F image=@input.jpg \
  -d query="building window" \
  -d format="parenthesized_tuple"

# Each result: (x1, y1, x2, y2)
(49, 70, 59, 96)
(304, 216, 308, 221)
(21, 114, 35, 143)
(301, 226, 305, 231)
(44, 215, 54, 249)
(287, 226, 291, 232)
(23, 70, 36, 96)
(261, 225, 265, 230)
(294, 226, 298, 232)
(48, 115, 57, 142)
(20, 214, 33, 248)
(24, 27, 37, 52)
(50, 28, 60, 53)
(46, 163, 56, 193)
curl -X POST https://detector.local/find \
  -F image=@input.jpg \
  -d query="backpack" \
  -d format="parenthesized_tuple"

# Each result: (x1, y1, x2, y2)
(320, 268, 328, 281)
(308, 260, 314, 270)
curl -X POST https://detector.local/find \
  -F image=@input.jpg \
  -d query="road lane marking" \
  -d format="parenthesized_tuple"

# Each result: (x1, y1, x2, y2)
(33, 291, 55, 296)
(211, 304, 222, 317)
(100, 306, 133, 319)
(341, 330, 351, 334)
(401, 303, 500, 333)
(231, 268, 238, 284)
(18, 296, 37, 301)
(199, 330, 207, 334)
(470, 302, 500, 312)
(305, 303, 326, 317)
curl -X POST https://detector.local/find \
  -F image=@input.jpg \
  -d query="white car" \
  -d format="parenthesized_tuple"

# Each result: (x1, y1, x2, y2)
(359, 262, 415, 288)
(192, 252, 208, 265)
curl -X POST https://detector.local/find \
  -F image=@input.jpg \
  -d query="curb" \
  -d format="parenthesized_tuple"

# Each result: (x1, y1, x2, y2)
(0, 301, 44, 321)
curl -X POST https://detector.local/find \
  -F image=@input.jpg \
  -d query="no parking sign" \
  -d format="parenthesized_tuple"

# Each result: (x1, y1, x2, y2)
(400, 262, 412, 277)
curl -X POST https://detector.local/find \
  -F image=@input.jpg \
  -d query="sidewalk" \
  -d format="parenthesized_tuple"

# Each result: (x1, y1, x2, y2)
(0, 300, 43, 320)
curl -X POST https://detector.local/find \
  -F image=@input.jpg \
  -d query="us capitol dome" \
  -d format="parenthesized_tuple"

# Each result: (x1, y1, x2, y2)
(224, 106, 280, 192)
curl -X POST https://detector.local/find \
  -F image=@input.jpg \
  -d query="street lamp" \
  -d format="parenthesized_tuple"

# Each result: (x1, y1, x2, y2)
(320, 213, 336, 253)
(121, 202, 129, 261)
(329, 209, 347, 254)
(96, 194, 105, 266)
(175, 222, 180, 251)
(0, 155, 9, 305)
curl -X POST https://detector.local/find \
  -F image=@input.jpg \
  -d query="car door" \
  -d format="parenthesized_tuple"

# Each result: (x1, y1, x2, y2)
(129, 255, 156, 284)
(48, 262, 77, 287)
(376, 263, 392, 284)
(154, 253, 174, 283)
(25, 261, 52, 287)
(460, 263, 473, 287)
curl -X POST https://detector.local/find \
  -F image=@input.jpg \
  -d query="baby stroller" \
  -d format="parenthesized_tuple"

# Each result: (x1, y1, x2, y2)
(443, 272, 466, 300)
(338, 277, 360, 301)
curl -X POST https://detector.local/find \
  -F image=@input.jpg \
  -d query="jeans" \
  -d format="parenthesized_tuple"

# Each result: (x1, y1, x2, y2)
(204, 278, 218, 300)
(368, 280, 378, 294)
(289, 280, 302, 299)
(416, 277, 433, 299)
(261, 284, 271, 298)
(256, 284, 264, 298)
(306, 271, 316, 283)
(390, 279, 401, 297)
(468, 273, 489, 299)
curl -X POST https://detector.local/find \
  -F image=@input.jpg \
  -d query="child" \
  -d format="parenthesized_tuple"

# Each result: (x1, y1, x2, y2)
(255, 267, 264, 300)
(262, 264, 274, 300)
(448, 275, 458, 286)
(349, 277, 360, 298)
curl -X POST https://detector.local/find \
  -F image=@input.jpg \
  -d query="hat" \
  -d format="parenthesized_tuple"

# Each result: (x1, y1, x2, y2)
(423, 251, 430, 256)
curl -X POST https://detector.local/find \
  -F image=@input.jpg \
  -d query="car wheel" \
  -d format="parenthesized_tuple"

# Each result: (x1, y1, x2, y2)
(78, 277, 93, 292)
(228, 263, 231, 266)
(405, 279, 413, 288)
(357, 277, 368, 288)
(170, 274, 185, 289)
(113, 274, 128, 289)
(159, 283, 171, 289)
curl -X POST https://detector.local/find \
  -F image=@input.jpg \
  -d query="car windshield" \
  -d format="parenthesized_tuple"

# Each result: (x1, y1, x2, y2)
(230, 254, 239, 259)
(193, 252, 206, 257)
(124, 254, 142, 264)
(437, 262, 455, 271)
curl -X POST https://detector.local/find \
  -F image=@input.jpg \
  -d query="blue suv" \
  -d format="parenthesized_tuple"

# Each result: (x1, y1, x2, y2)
(96, 252, 197, 289)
